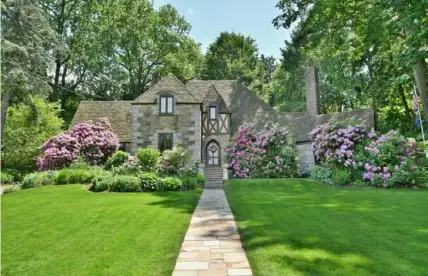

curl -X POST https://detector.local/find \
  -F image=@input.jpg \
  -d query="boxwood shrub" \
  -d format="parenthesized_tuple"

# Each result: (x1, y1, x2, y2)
(140, 172, 161, 191)
(109, 175, 141, 192)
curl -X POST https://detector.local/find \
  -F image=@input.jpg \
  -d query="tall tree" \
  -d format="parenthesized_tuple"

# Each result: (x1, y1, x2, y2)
(1, 0, 58, 140)
(201, 32, 266, 94)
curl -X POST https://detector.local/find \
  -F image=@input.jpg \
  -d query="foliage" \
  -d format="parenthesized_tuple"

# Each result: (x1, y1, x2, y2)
(68, 156, 93, 171)
(162, 177, 182, 191)
(111, 162, 143, 176)
(226, 122, 298, 178)
(22, 171, 57, 189)
(109, 175, 141, 192)
(308, 122, 368, 167)
(201, 32, 269, 99)
(90, 172, 114, 192)
(331, 169, 351, 186)
(196, 173, 205, 186)
(55, 169, 101, 185)
(105, 151, 129, 170)
(273, 0, 428, 133)
(140, 172, 162, 192)
(2, 185, 20, 194)
(310, 165, 332, 182)
(37, 118, 119, 170)
(355, 131, 426, 187)
(309, 122, 426, 187)
(2, 97, 64, 171)
(159, 147, 189, 175)
(136, 148, 160, 171)
(1, 172, 15, 185)
(179, 173, 205, 190)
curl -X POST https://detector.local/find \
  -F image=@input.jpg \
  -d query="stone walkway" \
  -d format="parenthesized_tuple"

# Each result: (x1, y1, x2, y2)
(173, 189, 253, 276)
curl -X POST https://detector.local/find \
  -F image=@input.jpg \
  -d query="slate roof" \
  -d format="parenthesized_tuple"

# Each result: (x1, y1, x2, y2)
(200, 84, 231, 113)
(70, 101, 132, 142)
(133, 75, 198, 104)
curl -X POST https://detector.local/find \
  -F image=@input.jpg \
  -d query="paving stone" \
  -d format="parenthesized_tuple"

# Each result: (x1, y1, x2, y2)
(172, 189, 253, 276)
(227, 268, 252, 275)
(175, 262, 209, 270)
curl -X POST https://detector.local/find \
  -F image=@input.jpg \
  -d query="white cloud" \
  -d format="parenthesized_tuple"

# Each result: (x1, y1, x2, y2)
(188, 8, 194, 15)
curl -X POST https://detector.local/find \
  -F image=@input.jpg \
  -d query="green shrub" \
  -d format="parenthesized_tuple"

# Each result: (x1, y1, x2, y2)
(179, 176, 197, 190)
(105, 151, 129, 170)
(136, 148, 160, 171)
(140, 172, 161, 191)
(163, 177, 182, 191)
(91, 172, 114, 192)
(311, 165, 332, 181)
(159, 147, 188, 175)
(2, 168, 24, 182)
(1, 172, 14, 185)
(111, 162, 142, 176)
(196, 173, 205, 186)
(109, 175, 141, 192)
(69, 156, 92, 170)
(22, 172, 56, 189)
(2, 185, 20, 194)
(332, 169, 351, 186)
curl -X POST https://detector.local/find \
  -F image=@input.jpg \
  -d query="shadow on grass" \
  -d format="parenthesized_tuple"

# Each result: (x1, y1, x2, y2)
(146, 189, 202, 214)
(226, 179, 428, 276)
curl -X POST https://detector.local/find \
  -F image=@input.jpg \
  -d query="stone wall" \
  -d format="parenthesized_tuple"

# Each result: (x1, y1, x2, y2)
(131, 103, 202, 164)
(296, 142, 315, 173)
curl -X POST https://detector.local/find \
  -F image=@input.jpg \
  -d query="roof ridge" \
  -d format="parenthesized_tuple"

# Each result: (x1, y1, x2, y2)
(171, 75, 199, 102)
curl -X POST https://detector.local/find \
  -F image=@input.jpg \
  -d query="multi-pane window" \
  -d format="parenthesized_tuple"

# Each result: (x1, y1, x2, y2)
(209, 106, 217, 120)
(158, 133, 173, 153)
(160, 96, 174, 114)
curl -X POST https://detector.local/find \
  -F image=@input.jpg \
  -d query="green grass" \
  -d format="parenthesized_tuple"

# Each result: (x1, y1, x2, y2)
(2, 185, 201, 276)
(225, 178, 428, 276)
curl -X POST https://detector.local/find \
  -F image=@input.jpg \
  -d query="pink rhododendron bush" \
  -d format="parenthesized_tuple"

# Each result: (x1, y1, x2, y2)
(226, 123, 298, 178)
(37, 118, 119, 170)
(309, 122, 427, 188)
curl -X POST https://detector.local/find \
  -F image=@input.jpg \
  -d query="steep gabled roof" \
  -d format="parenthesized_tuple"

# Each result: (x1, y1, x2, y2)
(70, 101, 132, 142)
(133, 75, 198, 104)
(186, 79, 278, 134)
(200, 84, 231, 113)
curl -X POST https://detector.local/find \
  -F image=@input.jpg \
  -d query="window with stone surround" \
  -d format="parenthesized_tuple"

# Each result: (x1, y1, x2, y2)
(158, 133, 173, 153)
(160, 95, 174, 115)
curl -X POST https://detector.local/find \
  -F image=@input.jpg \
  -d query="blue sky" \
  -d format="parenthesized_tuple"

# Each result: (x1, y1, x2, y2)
(153, 0, 292, 59)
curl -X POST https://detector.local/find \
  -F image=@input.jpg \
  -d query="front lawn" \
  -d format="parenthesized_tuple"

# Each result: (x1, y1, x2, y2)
(2, 185, 201, 276)
(225, 179, 428, 276)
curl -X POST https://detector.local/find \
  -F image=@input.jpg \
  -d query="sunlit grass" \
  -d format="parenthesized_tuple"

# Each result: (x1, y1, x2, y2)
(2, 185, 201, 276)
(225, 178, 428, 276)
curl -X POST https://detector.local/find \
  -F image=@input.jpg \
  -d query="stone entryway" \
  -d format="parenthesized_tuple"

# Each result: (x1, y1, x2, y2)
(172, 189, 252, 276)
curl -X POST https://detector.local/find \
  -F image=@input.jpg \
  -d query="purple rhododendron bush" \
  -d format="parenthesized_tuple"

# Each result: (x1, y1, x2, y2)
(309, 122, 427, 188)
(226, 123, 298, 178)
(37, 118, 120, 170)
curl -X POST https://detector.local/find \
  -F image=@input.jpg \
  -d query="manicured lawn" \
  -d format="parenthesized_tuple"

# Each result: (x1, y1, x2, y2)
(225, 179, 428, 276)
(2, 185, 201, 276)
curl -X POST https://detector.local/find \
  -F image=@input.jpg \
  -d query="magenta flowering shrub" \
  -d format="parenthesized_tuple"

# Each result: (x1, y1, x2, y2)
(355, 131, 425, 187)
(37, 118, 119, 170)
(308, 123, 367, 167)
(226, 123, 298, 178)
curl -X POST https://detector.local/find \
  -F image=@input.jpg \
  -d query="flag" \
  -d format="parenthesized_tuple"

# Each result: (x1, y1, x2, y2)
(413, 93, 419, 113)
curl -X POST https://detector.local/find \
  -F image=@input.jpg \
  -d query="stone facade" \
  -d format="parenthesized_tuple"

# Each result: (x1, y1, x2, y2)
(71, 69, 375, 172)
(131, 103, 202, 165)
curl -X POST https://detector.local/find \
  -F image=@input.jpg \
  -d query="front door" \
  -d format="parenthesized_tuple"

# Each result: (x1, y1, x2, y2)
(207, 141, 220, 166)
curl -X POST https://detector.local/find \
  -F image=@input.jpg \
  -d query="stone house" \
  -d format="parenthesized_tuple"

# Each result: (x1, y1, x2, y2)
(71, 67, 374, 182)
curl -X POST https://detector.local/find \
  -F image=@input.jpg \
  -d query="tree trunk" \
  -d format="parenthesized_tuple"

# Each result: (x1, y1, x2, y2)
(413, 59, 428, 121)
(398, 84, 412, 126)
(1, 79, 11, 144)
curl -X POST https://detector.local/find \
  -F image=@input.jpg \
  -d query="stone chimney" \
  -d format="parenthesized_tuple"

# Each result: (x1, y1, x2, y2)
(151, 72, 161, 86)
(305, 66, 321, 115)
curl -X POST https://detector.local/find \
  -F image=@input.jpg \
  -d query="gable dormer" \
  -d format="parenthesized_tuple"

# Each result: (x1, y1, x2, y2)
(201, 85, 231, 135)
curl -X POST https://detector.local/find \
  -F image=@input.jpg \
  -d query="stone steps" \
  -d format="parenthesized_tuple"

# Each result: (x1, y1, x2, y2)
(204, 167, 224, 188)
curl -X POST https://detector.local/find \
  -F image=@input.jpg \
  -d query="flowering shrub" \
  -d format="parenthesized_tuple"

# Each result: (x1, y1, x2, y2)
(159, 147, 189, 175)
(354, 131, 425, 187)
(309, 122, 426, 188)
(37, 118, 119, 170)
(308, 122, 368, 167)
(226, 123, 298, 178)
